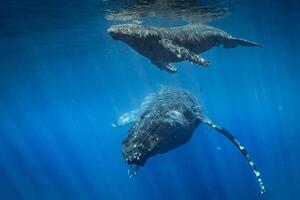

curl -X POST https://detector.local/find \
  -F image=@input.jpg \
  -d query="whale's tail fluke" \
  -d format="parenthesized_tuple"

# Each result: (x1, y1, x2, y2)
(224, 37, 264, 48)
(201, 118, 266, 194)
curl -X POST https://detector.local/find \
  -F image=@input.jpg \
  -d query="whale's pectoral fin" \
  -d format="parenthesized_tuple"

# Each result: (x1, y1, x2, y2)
(201, 117, 266, 194)
(112, 109, 141, 128)
(113, 93, 157, 127)
(159, 39, 209, 67)
(151, 61, 177, 73)
(224, 37, 264, 49)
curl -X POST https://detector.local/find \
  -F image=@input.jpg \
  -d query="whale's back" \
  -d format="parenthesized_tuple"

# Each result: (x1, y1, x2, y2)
(159, 24, 230, 53)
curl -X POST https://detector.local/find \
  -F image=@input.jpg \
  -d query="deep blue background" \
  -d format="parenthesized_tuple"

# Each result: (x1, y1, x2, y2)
(0, 0, 299, 199)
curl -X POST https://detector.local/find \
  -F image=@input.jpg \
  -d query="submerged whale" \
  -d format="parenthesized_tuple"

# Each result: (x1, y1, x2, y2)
(108, 23, 263, 73)
(113, 87, 265, 194)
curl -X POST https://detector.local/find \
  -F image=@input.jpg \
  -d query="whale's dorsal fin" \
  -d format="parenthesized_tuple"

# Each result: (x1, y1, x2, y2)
(113, 93, 157, 127)
(159, 39, 209, 67)
(201, 117, 266, 194)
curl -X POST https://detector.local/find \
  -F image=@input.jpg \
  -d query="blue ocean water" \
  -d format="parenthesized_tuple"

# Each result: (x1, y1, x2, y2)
(0, 0, 299, 199)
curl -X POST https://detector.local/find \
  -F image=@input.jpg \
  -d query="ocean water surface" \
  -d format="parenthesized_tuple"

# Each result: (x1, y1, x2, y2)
(0, 0, 299, 199)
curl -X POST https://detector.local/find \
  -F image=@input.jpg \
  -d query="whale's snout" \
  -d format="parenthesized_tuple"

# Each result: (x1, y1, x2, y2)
(107, 27, 119, 40)
(107, 25, 133, 41)
(107, 27, 113, 35)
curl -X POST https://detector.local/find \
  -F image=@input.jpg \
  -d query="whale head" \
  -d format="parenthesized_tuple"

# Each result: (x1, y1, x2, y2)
(122, 89, 203, 167)
(107, 23, 159, 42)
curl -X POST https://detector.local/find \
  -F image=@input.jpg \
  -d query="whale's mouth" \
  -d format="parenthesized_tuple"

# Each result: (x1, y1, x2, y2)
(110, 35, 118, 40)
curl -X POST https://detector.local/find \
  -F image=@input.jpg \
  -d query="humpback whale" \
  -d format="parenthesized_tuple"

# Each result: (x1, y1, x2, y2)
(108, 23, 263, 73)
(113, 86, 265, 194)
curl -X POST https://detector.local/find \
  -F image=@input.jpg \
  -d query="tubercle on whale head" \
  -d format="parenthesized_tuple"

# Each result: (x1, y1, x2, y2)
(122, 119, 160, 167)
(107, 23, 158, 41)
(122, 133, 158, 167)
(122, 139, 152, 167)
(107, 26, 120, 40)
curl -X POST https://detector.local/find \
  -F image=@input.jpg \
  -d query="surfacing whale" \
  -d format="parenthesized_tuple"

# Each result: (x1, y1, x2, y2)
(113, 86, 265, 194)
(108, 23, 263, 73)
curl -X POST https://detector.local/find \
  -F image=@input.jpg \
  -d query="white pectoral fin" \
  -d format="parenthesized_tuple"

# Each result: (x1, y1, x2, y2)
(113, 93, 157, 128)
(141, 93, 156, 110)
(113, 109, 141, 128)
(159, 39, 209, 67)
